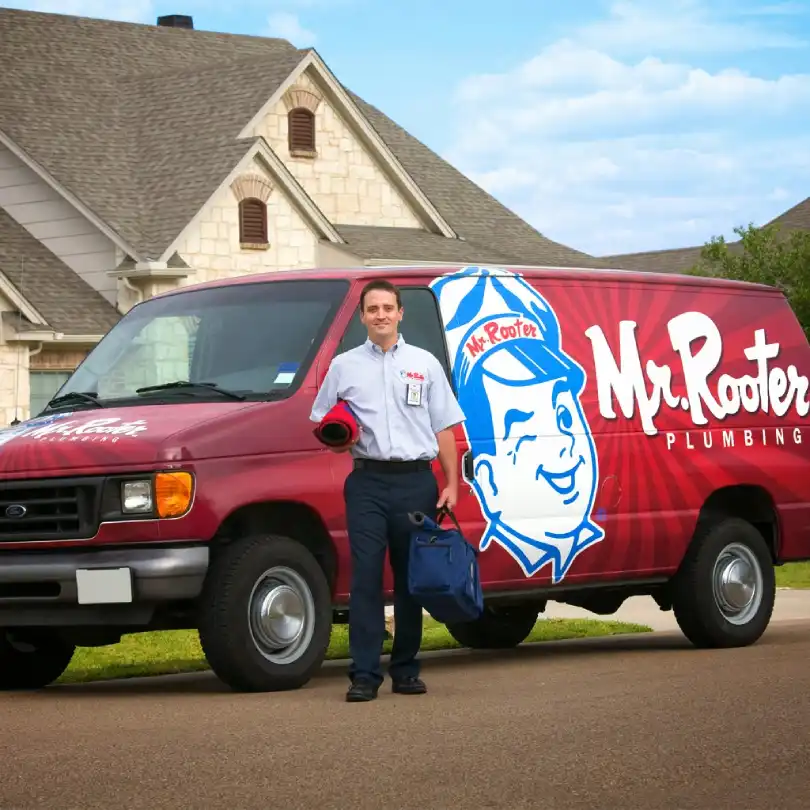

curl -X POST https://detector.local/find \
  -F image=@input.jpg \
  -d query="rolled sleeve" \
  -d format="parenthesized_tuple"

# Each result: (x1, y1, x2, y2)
(428, 364, 466, 433)
(309, 361, 341, 423)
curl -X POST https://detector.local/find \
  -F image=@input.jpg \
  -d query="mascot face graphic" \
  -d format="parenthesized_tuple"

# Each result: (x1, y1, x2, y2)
(429, 266, 605, 583)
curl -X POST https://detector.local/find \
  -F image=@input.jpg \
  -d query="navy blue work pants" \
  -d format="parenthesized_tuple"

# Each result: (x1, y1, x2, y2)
(343, 467, 438, 686)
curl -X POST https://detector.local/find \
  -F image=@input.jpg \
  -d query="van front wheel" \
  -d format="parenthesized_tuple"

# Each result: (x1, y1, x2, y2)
(445, 605, 539, 649)
(198, 534, 333, 692)
(672, 517, 775, 649)
(0, 628, 75, 690)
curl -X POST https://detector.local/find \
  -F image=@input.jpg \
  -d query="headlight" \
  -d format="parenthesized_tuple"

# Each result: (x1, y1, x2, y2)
(119, 472, 193, 519)
(121, 480, 153, 514)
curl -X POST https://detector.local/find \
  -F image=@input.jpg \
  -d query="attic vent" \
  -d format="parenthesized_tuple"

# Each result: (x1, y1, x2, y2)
(288, 108, 316, 154)
(157, 14, 193, 29)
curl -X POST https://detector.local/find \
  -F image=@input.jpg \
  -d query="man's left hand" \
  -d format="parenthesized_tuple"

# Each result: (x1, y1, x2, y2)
(437, 485, 458, 510)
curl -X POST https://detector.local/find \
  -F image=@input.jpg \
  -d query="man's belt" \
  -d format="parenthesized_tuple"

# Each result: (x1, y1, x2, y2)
(353, 458, 433, 474)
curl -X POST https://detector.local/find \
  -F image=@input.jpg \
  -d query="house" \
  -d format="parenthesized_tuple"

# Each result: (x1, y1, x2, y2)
(602, 196, 810, 274)
(0, 8, 607, 425)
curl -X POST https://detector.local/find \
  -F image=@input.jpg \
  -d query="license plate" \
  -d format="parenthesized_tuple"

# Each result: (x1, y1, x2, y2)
(76, 567, 133, 605)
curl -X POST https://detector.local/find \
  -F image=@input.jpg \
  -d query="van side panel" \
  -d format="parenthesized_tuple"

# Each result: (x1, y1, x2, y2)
(564, 275, 810, 573)
(428, 265, 810, 592)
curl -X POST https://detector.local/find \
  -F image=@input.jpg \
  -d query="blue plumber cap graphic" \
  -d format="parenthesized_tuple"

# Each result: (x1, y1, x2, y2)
(431, 266, 583, 391)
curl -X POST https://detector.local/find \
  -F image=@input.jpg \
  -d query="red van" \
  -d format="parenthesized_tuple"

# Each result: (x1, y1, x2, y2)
(1, 263, 808, 692)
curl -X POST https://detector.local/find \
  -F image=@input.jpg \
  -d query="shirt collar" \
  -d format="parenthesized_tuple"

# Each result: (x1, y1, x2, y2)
(365, 333, 406, 356)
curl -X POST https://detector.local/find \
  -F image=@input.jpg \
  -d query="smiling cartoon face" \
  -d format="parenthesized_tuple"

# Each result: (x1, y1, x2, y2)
(429, 265, 605, 582)
(480, 370, 597, 536)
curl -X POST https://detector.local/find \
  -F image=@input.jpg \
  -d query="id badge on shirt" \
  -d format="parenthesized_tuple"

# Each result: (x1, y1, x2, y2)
(406, 382, 422, 407)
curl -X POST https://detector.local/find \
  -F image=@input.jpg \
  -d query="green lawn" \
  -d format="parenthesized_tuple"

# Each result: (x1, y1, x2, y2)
(776, 562, 810, 589)
(56, 617, 651, 686)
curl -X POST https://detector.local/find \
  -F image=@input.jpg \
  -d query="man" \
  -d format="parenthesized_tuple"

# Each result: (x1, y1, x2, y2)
(310, 278, 466, 702)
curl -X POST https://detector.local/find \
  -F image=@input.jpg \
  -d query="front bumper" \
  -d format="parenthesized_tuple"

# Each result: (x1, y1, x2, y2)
(0, 544, 209, 627)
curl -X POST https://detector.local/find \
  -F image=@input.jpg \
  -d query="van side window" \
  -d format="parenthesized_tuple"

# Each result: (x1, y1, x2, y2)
(337, 287, 453, 384)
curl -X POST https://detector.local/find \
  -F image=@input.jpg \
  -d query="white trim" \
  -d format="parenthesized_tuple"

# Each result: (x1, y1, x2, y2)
(0, 271, 48, 325)
(107, 266, 190, 280)
(158, 138, 343, 262)
(236, 51, 457, 240)
(6, 331, 104, 344)
(0, 129, 140, 261)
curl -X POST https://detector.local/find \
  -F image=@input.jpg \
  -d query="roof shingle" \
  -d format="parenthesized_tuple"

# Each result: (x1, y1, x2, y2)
(0, 208, 122, 335)
(333, 225, 517, 264)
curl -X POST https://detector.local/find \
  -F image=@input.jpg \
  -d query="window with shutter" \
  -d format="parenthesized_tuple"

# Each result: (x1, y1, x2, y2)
(239, 198, 267, 245)
(288, 108, 316, 154)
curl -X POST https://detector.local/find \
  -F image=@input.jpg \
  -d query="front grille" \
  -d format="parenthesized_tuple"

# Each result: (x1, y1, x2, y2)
(0, 478, 101, 542)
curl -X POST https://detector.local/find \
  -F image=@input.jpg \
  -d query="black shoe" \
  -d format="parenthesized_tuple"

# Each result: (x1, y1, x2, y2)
(392, 676, 427, 695)
(346, 679, 379, 702)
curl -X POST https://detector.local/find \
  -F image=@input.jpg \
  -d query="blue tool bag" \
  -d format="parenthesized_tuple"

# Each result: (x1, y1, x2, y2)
(407, 507, 484, 625)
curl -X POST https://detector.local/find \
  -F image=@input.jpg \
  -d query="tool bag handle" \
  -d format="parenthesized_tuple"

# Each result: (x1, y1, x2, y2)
(436, 505, 463, 534)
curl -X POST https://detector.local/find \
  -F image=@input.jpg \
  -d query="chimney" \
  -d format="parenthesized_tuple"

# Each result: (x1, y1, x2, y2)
(157, 14, 193, 29)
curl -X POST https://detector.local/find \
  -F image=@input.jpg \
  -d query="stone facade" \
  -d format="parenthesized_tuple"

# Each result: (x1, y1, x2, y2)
(248, 70, 422, 229)
(171, 158, 318, 286)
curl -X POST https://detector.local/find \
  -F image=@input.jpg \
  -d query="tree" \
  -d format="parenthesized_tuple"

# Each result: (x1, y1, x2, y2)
(686, 223, 810, 339)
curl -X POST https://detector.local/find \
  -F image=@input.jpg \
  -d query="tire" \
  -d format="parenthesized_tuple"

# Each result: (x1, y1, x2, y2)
(445, 605, 539, 649)
(197, 534, 333, 692)
(0, 628, 76, 690)
(671, 517, 775, 649)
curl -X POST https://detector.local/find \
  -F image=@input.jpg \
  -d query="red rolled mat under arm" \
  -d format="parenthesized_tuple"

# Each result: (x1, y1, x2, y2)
(313, 400, 360, 448)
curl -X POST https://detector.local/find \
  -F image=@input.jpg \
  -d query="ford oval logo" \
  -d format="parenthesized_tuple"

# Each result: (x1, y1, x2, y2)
(5, 504, 27, 519)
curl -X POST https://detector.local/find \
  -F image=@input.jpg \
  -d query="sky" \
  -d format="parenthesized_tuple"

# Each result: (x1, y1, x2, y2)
(4, 0, 810, 257)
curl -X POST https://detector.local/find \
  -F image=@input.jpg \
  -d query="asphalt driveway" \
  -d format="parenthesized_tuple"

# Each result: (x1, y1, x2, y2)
(2, 615, 809, 809)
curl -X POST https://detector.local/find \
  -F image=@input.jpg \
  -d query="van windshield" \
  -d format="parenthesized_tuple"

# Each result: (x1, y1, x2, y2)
(47, 278, 349, 410)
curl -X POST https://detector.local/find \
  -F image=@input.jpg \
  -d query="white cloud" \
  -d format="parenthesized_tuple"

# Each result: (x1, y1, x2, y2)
(265, 11, 317, 46)
(446, 1, 810, 257)
(574, 0, 806, 54)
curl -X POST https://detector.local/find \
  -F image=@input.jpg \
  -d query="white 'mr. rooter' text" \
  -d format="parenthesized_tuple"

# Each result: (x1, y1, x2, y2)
(584, 311, 810, 436)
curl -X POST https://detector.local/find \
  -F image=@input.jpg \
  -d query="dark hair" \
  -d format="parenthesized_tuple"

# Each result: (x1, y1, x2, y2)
(359, 278, 402, 311)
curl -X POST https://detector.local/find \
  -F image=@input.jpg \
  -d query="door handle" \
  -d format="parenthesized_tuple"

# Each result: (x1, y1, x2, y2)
(462, 450, 474, 483)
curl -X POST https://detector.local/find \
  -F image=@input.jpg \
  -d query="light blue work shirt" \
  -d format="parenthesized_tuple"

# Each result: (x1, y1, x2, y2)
(310, 334, 466, 461)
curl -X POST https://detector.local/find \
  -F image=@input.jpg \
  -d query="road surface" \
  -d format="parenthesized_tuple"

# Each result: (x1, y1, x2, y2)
(2, 618, 809, 809)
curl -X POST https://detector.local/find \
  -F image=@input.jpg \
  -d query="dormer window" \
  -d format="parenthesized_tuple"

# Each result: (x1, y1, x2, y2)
(288, 108, 316, 154)
(239, 198, 267, 245)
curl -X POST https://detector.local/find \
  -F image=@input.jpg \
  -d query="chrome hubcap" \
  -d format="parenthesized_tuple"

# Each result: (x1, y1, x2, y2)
(712, 542, 763, 625)
(247, 567, 315, 664)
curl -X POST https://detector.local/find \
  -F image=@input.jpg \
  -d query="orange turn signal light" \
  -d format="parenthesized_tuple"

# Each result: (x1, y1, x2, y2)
(155, 471, 194, 519)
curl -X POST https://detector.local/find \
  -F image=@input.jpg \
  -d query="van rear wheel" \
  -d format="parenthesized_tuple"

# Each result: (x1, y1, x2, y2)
(0, 628, 76, 690)
(198, 534, 332, 692)
(445, 605, 539, 649)
(671, 517, 775, 649)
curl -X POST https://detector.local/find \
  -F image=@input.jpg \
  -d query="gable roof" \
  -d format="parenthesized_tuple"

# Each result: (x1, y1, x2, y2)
(766, 196, 810, 233)
(600, 245, 705, 274)
(0, 208, 122, 335)
(0, 8, 305, 260)
(0, 8, 604, 269)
